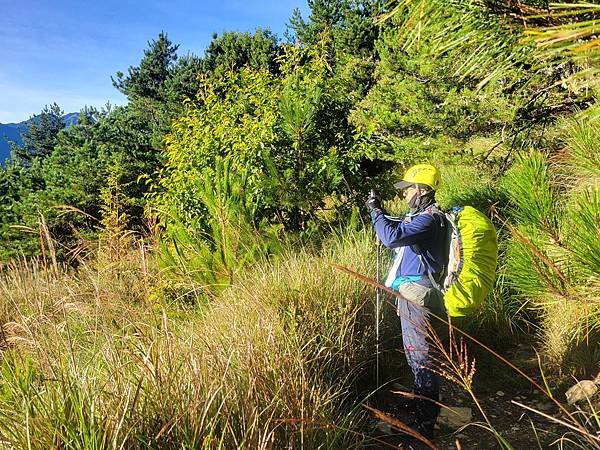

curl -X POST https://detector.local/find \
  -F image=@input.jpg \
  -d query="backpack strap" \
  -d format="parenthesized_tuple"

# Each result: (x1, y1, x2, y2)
(414, 251, 443, 290)
(410, 205, 446, 289)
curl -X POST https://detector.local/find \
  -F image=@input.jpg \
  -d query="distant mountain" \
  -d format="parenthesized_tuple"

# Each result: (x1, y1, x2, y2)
(0, 122, 26, 163)
(0, 112, 79, 164)
(62, 112, 79, 126)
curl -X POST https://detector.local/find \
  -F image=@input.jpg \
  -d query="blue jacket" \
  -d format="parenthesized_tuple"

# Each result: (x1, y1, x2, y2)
(371, 208, 446, 281)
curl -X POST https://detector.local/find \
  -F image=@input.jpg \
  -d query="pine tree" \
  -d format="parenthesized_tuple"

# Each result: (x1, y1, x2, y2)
(14, 103, 65, 163)
(112, 31, 179, 102)
(201, 29, 280, 77)
(289, 0, 380, 55)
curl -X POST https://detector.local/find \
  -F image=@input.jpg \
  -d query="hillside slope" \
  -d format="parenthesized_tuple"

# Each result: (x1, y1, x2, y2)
(0, 112, 79, 163)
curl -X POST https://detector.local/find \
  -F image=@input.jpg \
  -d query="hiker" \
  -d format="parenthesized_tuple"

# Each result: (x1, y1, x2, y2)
(366, 163, 446, 439)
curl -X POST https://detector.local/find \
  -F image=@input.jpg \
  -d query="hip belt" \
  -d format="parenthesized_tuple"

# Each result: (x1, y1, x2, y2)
(391, 275, 426, 291)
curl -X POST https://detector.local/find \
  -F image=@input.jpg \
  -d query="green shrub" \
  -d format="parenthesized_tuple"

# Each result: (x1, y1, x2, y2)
(156, 157, 281, 301)
(501, 145, 599, 373)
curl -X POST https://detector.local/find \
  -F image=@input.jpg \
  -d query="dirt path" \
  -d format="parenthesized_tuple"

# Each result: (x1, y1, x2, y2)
(364, 343, 586, 449)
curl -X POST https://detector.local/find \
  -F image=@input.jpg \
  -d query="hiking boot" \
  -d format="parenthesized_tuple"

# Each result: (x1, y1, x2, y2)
(395, 395, 417, 412)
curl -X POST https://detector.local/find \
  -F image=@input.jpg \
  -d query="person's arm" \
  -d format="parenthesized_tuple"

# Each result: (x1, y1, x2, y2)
(371, 211, 435, 248)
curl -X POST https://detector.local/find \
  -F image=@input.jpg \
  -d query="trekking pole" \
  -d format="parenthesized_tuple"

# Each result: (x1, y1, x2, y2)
(375, 225, 381, 390)
(369, 188, 381, 389)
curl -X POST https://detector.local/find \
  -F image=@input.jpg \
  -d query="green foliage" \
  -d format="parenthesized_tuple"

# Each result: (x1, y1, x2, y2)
(289, 0, 380, 56)
(156, 41, 369, 233)
(163, 53, 204, 103)
(502, 151, 562, 236)
(380, 0, 531, 88)
(0, 104, 162, 261)
(274, 42, 364, 228)
(201, 28, 280, 77)
(502, 151, 567, 298)
(352, 0, 590, 184)
(523, 2, 600, 90)
(1, 18, 377, 263)
(563, 187, 600, 281)
(290, 0, 341, 45)
(158, 158, 281, 298)
(350, 0, 520, 167)
(559, 114, 600, 185)
(501, 145, 599, 372)
(112, 32, 204, 148)
(0, 103, 67, 258)
(155, 68, 279, 229)
(112, 32, 179, 101)
(435, 163, 505, 212)
(0, 161, 42, 258)
(13, 103, 66, 163)
(505, 225, 558, 299)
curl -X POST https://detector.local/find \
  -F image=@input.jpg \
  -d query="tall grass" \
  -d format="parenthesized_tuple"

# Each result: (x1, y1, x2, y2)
(501, 136, 599, 374)
(0, 227, 382, 449)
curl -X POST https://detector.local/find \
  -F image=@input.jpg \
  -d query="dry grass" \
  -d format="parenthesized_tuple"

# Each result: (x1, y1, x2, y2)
(0, 229, 379, 449)
(0, 214, 596, 449)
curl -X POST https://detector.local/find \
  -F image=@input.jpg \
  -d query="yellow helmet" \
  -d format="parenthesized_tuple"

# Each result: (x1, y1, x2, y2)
(394, 164, 441, 191)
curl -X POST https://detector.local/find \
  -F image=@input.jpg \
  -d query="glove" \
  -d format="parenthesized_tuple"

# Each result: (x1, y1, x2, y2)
(366, 189, 382, 212)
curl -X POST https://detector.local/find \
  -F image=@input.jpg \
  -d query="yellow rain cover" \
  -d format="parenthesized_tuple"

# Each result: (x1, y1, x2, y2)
(444, 206, 498, 317)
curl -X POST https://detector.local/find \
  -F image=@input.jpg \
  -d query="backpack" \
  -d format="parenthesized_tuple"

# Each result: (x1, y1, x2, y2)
(435, 206, 498, 317)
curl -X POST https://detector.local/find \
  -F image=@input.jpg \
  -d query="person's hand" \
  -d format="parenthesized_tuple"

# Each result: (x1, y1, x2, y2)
(366, 190, 382, 212)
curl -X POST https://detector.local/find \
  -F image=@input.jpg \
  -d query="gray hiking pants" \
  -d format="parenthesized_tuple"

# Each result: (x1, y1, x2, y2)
(395, 282, 446, 429)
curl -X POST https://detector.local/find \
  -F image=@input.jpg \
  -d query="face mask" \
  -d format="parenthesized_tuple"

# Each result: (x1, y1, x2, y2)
(408, 190, 420, 210)
(408, 189, 435, 212)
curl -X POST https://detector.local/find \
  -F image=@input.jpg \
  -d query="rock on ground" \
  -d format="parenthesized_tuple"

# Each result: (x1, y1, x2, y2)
(437, 406, 473, 429)
(565, 380, 598, 405)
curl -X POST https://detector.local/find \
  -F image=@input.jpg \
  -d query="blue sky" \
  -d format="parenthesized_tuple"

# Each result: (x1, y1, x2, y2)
(0, 0, 310, 124)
